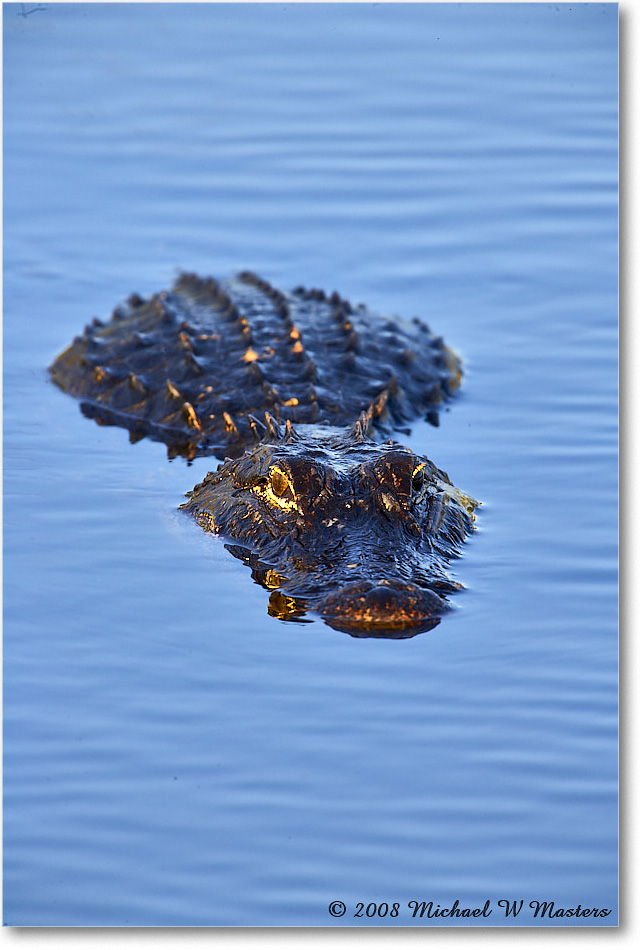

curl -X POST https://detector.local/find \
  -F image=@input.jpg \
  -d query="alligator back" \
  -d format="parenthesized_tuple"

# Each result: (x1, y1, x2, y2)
(50, 271, 462, 460)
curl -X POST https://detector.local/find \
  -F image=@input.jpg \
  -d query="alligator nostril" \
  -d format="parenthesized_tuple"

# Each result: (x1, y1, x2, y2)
(319, 579, 446, 632)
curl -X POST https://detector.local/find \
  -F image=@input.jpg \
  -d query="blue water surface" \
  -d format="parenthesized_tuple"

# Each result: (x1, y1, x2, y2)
(3, 2, 618, 927)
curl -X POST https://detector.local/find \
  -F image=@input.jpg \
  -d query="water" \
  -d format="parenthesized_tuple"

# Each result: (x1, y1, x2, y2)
(3, 2, 618, 927)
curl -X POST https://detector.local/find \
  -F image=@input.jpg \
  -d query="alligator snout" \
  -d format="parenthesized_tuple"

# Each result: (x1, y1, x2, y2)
(318, 579, 446, 635)
(181, 423, 478, 637)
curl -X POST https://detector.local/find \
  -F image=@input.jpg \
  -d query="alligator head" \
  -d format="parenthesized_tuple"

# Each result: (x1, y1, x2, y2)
(181, 413, 479, 638)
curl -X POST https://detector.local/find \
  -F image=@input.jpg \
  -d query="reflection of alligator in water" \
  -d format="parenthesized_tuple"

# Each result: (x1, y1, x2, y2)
(50, 271, 479, 638)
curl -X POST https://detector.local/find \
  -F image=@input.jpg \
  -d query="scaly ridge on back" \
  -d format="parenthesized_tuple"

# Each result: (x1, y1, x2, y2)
(50, 271, 462, 462)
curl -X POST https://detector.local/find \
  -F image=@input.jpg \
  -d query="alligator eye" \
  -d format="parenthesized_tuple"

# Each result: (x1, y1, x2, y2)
(270, 469, 290, 497)
(412, 465, 425, 493)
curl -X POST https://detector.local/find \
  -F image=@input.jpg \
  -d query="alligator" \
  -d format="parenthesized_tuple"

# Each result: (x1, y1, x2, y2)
(50, 270, 479, 637)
